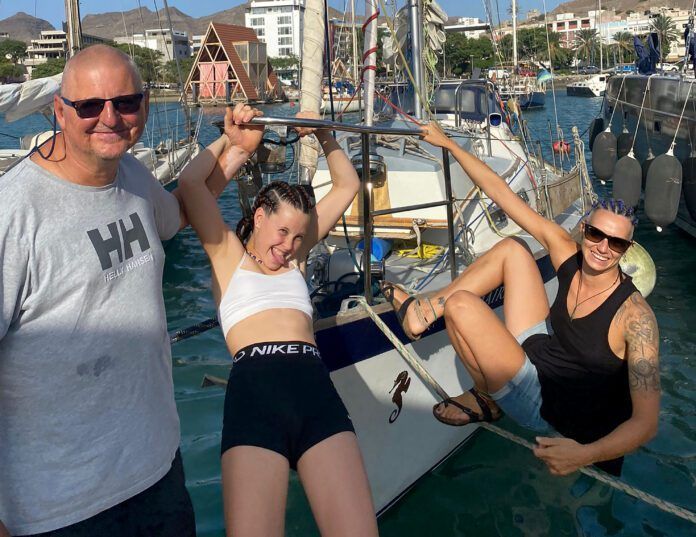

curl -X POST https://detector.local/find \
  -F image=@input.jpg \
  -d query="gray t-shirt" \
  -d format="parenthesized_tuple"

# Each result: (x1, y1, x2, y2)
(0, 154, 181, 535)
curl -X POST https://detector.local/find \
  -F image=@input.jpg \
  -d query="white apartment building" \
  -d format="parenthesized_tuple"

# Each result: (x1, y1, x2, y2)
(115, 29, 190, 62)
(245, 0, 304, 59)
(191, 34, 206, 56)
(25, 29, 108, 76)
(444, 17, 490, 39)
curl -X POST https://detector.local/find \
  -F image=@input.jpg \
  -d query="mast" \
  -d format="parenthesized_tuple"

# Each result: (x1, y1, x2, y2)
(512, 0, 518, 71)
(598, 0, 603, 71)
(162, 0, 192, 133)
(408, 0, 425, 119)
(363, 0, 379, 125)
(350, 0, 359, 86)
(64, 0, 83, 58)
(299, 0, 326, 182)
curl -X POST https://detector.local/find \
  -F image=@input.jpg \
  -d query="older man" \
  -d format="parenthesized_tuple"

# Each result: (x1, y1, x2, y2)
(0, 45, 262, 536)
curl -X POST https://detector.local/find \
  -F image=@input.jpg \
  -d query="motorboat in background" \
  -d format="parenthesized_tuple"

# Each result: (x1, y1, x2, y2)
(567, 73, 607, 97)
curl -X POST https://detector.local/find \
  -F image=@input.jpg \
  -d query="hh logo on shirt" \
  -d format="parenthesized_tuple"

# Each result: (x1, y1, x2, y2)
(87, 212, 151, 272)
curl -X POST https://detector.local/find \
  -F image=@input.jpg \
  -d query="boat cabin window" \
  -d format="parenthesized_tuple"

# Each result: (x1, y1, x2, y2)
(431, 83, 495, 122)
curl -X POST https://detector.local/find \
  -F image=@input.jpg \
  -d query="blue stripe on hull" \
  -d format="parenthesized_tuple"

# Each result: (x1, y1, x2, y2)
(317, 254, 555, 372)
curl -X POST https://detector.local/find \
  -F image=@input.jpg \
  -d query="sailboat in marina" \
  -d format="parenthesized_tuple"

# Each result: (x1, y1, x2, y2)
(196, 0, 594, 514)
(492, 0, 547, 109)
(0, 0, 199, 186)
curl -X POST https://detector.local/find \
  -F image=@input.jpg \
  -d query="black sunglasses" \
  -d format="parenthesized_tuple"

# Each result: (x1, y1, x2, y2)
(583, 223, 633, 254)
(60, 93, 144, 119)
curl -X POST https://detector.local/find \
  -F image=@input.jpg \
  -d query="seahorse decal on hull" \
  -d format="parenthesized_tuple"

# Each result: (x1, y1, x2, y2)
(389, 371, 411, 423)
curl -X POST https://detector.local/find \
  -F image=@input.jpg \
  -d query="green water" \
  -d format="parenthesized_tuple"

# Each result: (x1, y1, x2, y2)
(3, 94, 694, 536)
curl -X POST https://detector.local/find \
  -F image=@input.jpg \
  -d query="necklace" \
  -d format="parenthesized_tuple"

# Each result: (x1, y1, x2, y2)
(245, 248, 263, 265)
(569, 270, 620, 320)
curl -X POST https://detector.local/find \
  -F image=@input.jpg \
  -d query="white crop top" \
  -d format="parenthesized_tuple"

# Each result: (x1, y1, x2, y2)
(217, 253, 314, 337)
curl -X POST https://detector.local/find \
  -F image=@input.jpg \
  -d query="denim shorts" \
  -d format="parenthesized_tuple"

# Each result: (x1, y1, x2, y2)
(489, 319, 553, 433)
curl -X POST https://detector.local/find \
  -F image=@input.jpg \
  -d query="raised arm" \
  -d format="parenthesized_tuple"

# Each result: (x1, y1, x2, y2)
(296, 114, 360, 255)
(172, 103, 263, 230)
(534, 293, 660, 475)
(177, 105, 263, 299)
(421, 123, 577, 268)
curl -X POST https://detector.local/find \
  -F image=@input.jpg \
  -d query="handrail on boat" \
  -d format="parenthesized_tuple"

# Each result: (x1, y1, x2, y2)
(248, 116, 422, 136)
(247, 116, 459, 304)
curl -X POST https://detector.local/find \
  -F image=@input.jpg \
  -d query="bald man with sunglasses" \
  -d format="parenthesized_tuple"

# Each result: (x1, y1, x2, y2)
(382, 123, 660, 478)
(0, 45, 264, 536)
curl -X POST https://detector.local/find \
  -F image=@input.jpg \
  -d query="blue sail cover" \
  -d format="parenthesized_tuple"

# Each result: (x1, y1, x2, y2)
(634, 35, 655, 75)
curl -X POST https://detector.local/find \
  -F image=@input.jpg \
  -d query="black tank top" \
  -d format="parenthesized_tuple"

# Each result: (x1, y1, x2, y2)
(523, 251, 638, 475)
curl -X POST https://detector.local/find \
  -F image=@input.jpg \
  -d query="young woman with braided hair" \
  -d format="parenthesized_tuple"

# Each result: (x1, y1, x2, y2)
(178, 109, 378, 537)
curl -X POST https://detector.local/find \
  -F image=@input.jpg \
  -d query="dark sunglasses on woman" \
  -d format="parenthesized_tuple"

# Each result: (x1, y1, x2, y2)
(60, 93, 145, 119)
(583, 223, 633, 254)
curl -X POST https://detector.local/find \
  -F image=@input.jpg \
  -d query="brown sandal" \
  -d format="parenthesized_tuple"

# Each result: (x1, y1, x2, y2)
(432, 388, 503, 426)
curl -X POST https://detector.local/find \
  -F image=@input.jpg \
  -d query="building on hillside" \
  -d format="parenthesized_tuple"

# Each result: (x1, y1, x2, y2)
(184, 22, 285, 105)
(444, 17, 490, 39)
(114, 29, 190, 62)
(25, 29, 109, 77)
(245, 0, 304, 59)
(191, 34, 206, 56)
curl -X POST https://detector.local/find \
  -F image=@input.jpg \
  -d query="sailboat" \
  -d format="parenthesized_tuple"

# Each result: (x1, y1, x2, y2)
(494, 0, 547, 109)
(0, 0, 199, 187)
(198, 0, 593, 514)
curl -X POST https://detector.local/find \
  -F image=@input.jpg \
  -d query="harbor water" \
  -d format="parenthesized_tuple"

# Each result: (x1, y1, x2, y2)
(2, 92, 694, 536)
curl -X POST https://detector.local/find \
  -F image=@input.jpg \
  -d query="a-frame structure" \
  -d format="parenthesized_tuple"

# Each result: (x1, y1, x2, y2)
(185, 22, 285, 105)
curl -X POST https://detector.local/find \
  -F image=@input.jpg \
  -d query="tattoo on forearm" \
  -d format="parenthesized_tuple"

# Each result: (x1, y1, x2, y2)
(625, 293, 661, 393)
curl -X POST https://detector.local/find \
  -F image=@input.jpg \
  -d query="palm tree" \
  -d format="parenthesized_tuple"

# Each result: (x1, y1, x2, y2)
(650, 14, 680, 61)
(575, 29, 600, 66)
(613, 31, 634, 64)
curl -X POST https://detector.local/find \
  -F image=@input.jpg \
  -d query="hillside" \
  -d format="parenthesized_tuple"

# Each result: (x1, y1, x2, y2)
(1, 4, 345, 43)
(0, 11, 54, 43)
(550, 0, 694, 16)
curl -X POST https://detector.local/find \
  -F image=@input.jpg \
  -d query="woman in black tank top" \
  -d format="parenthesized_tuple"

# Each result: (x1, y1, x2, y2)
(382, 124, 661, 478)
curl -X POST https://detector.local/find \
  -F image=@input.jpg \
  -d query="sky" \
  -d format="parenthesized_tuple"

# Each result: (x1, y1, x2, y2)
(1, 0, 566, 31)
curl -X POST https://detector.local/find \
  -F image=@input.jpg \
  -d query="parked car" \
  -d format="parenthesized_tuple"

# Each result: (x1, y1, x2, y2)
(657, 62, 679, 72)
(579, 65, 600, 74)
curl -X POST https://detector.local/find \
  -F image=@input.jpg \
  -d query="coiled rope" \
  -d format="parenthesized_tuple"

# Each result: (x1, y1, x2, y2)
(351, 295, 696, 525)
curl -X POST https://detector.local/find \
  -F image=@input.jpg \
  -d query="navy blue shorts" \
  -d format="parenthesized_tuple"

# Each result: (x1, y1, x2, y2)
(21, 450, 195, 537)
(221, 341, 355, 469)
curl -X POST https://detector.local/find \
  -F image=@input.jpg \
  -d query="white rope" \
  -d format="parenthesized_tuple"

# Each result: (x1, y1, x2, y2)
(607, 74, 627, 131)
(353, 296, 696, 525)
(629, 76, 652, 157)
(669, 80, 695, 154)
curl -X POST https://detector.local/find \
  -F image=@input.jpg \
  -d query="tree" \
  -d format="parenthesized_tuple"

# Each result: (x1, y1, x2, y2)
(31, 58, 66, 79)
(574, 29, 600, 64)
(613, 31, 633, 64)
(442, 34, 495, 75)
(112, 43, 163, 83)
(0, 61, 24, 82)
(650, 14, 679, 61)
(0, 39, 27, 64)
(162, 57, 195, 84)
(269, 54, 300, 70)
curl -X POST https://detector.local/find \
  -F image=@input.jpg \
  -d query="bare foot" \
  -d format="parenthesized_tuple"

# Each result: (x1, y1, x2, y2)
(386, 284, 437, 339)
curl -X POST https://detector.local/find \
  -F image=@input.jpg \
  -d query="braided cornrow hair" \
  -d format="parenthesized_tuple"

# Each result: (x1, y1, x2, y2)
(584, 197, 639, 226)
(236, 181, 313, 244)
